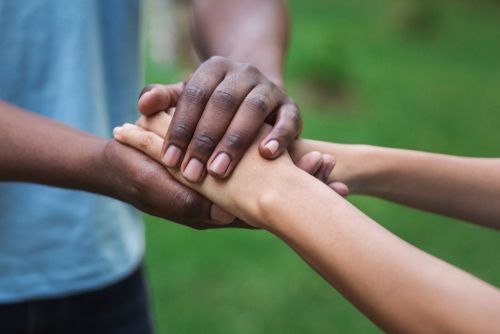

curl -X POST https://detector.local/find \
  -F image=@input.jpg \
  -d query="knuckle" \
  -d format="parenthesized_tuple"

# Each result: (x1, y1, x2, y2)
(211, 89, 238, 111)
(129, 164, 163, 205)
(208, 55, 225, 62)
(207, 55, 226, 66)
(239, 63, 259, 75)
(135, 116, 146, 127)
(134, 160, 161, 186)
(138, 133, 155, 150)
(170, 123, 192, 143)
(245, 95, 269, 115)
(261, 81, 276, 91)
(192, 133, 217, 155)
(286, 102, 301, 118)
(173, 188, 204, 219)
(223, 133, 246, 151)
(182, 84, 207, 104)
(283, 103, 303, 132)
(272, 126, 289, 139)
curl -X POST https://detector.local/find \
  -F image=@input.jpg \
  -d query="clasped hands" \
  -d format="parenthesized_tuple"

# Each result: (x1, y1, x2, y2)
(112, 57, 346, 229)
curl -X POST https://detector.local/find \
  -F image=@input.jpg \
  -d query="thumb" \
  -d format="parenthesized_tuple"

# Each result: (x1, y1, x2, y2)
(138, 82, 184, 116)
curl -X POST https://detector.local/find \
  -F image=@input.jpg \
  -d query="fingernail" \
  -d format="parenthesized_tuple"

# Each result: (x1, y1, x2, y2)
(122, 123, 134, 129)
(141, 91, 153, 99)
(113, 126, 122, 137)
(209, 152, 231, 176)
(163, 145, 182, 167)
(183, 158, 204, 182)
(264, 139, 279, 155)
(210, 204, 235, 224)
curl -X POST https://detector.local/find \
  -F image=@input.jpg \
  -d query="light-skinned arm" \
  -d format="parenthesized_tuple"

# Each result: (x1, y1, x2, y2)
(114, 113, 500, 333)
(291, 140, 500, 229)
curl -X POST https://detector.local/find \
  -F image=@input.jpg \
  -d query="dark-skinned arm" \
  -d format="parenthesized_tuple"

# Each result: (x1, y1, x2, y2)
(139, 0, 301, 184)
(0, 100, 238, 229)
(190, 0, 289, 86)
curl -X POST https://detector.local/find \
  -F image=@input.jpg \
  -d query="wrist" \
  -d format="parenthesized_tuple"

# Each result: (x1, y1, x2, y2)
(226, 50, 284, 88)
(94, 139, 131, 201)
(350, 145, 393, 196)
(249, 165, 313, 232)
(337, 144, 382, 195)
(289, 140, 385, 195)
(256, 165, 348, 240)
(77, 138, 116, 197)
(218, 155, 298, 229)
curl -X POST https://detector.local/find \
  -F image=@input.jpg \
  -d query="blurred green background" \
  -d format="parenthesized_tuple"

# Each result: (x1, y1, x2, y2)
(143, 0, 500, 332)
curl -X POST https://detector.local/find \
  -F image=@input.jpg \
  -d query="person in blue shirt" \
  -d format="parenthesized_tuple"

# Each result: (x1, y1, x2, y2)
(0, 0, 302, 333)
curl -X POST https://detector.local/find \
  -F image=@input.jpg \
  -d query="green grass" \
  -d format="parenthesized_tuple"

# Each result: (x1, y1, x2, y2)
(143, 0, 500, 332)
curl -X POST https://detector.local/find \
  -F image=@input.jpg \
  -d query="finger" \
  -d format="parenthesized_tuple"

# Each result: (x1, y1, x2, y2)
(162, 64, 226, 168)
(259, 100, 302, 159)
(158, 186, 230, 227)
(207, 83, 282, 178)
(295, 151, 323, 175)
(180, 75, 255, 183)
(135, 112, 173, 138)
(113, 123, 164, 163)
(329, 182, 350, 197)
(138, 83, 184, 116)
(210, 204, 235, 225)
(114, 123, 238, 226)
(315, 154, 336, 183)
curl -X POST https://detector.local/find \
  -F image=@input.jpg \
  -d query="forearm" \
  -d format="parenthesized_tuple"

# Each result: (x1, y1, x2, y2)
(256, 168, 500, 333)
(114, 115, 500, 332)
(361, 148, 500, 229)
(292, 139, 500, 229)
(190, 0, 289, 86)
(186, 148, 500, 332)
(0, 100, 113, 197)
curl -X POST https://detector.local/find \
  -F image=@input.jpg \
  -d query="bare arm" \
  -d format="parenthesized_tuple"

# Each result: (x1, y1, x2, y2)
(0, 100, 109, 192)
(190, 0, 289, 86)
(0, 100, 242, 228)
(116, 113, 500, 333)
(140, 0, 299, 186)
(291, 140, 500, 229)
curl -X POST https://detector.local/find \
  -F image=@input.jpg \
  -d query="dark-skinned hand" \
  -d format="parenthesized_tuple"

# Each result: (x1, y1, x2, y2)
(138, 56, 302, 183)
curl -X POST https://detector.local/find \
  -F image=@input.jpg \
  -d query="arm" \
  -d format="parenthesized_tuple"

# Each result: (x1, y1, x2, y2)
(190, 0, 289, 86)
(0, 100, 108, 192)
(259, 165, 500, 334)
(139, 0, 300, 185)
(115, 114, 500, 333)
(291, 140, 500, 229)
(0, 100, 240, 228)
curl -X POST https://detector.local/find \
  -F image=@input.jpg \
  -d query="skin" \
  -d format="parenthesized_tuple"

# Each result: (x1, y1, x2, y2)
(0, 0, 301, 228)
(114, 112, 500, 333)
(0, 101, 232, 229)
(140, 0, 302, 184)
(291, 141, 500, 230)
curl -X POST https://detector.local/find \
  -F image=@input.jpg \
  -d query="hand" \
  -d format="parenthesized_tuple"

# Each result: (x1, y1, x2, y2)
(295, 152, 349, 197)
(132, 111, 342, 194)
(138, 56, 302, 183)
(113, 112, 346, 227)
(132, 111, 348, 197)
(100, 139, 248, 230)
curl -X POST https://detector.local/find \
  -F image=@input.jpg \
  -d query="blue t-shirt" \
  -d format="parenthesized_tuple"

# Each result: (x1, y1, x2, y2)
(0, 0, 145, 302)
